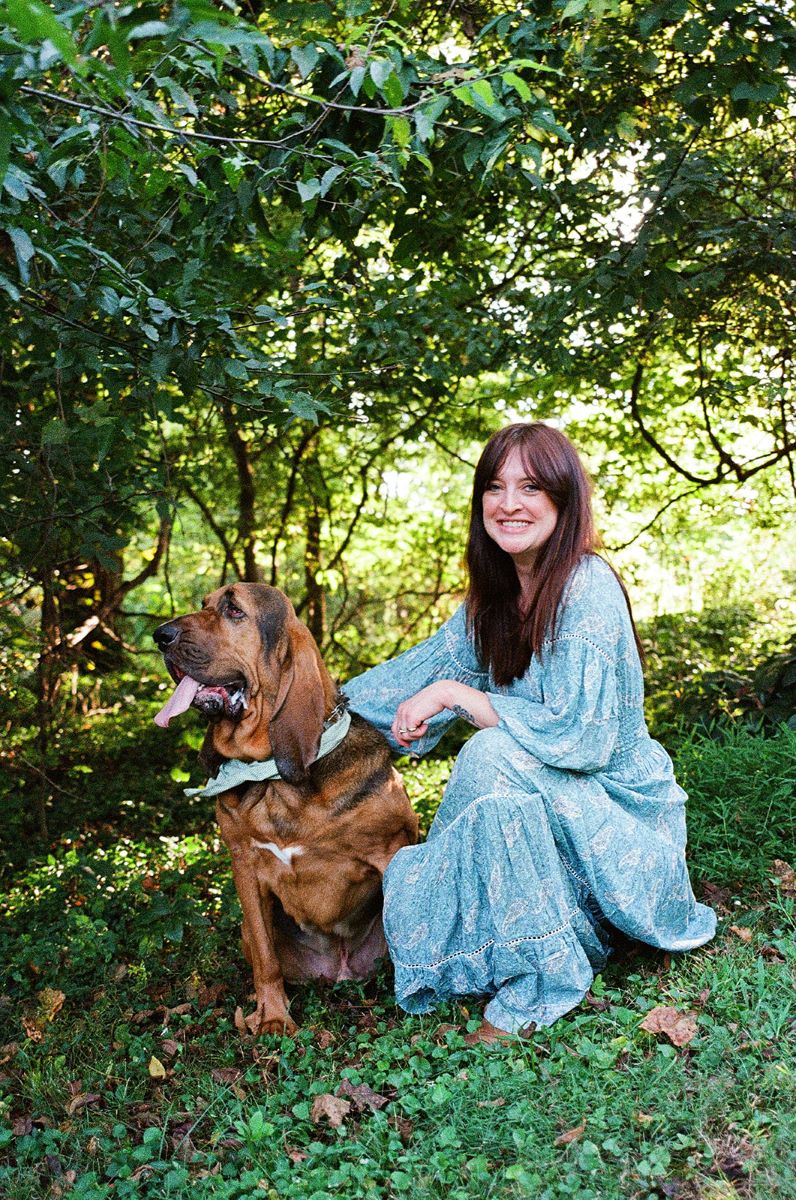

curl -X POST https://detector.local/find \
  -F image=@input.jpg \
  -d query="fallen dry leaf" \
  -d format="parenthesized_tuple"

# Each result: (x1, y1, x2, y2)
(39, 989, 65, 1021)
(210, 1068, 242, 1086)
(65, 1092, 100, 1116)
(160, 1039, 180, 1058)
(148, 1056, 167, 1080)
(639, 1006, 698, 1047)
(315, 1029, 335, 1050)
(166, 1002, 193, 1018)
(0, 1042, 19, 1066)
(197, 983, 226, 1009)
(393, 1115, 414, 1144)
(729, 925, 753, 943)
(433, 1023, 459, 1041)
(477, 1098, 506, 1108)
(22, 988, 67, 1042)
(337, 1079, 389, 1112)
(555, 1120, 586, 1147)
(700, 880, 733, 912)
(234, 1007, 249, 1038)
(772, 859, 796, 897)
(13, 1117, 33, 1137)
(310, 1093, 351, 1127)
(287, 1147, 309, 1163)
(173, 1132, 198, 1163)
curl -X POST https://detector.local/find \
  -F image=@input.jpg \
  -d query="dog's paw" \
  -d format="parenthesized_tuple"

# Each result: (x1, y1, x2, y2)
(252, 1009, 299, 1038)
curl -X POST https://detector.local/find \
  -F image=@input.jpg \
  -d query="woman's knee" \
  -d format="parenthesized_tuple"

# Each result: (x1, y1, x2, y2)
(454, 726, 517, 775)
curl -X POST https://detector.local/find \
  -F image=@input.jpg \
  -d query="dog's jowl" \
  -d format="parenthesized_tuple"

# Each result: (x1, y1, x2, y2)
(154, 584, 417, 1035)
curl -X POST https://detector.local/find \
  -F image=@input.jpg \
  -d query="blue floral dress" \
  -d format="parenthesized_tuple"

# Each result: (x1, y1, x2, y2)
(343, 555, 716, 1033)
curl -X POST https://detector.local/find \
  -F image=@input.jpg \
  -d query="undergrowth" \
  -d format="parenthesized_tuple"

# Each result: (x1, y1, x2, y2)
(1, 715, 794, 1199)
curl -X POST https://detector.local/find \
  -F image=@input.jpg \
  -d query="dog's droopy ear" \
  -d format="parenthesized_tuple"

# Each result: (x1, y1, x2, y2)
(269, 622, 327, 785)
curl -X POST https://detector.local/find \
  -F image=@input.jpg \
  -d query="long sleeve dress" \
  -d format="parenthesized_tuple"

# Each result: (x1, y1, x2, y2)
(342, 554, 716, 1034)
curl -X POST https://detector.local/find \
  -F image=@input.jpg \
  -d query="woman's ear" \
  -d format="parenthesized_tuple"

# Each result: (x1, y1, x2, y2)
(268, 622, 327, 785)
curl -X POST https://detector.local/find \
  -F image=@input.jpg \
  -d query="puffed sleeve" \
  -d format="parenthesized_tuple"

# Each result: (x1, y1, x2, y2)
(488, 633, 619, 772)
(343, 604, 488, 755)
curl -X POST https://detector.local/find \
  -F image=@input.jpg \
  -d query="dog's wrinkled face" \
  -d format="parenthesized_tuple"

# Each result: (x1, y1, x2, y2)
(153, 584, 291, 726)
(153, 583, 332, 780)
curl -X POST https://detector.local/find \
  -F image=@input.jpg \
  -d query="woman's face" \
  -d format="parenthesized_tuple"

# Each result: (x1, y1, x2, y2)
(481, 447, 558, 568)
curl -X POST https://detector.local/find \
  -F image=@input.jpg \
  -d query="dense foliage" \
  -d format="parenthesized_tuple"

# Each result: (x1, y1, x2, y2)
(3, 0, 795, 631)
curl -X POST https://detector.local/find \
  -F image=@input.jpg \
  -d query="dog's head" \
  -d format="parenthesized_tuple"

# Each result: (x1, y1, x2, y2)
(153, 584, 336, 783)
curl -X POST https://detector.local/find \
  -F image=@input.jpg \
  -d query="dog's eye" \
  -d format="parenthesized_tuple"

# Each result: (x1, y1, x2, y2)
(226, 601, 245, 620)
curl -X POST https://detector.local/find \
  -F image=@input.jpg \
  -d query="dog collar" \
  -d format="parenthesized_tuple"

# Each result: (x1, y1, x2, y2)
(184, 707, 352, 799)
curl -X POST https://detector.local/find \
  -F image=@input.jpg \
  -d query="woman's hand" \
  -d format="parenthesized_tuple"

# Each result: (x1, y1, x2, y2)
(392, 683, 449, 748)
(391, 681, 499, 749)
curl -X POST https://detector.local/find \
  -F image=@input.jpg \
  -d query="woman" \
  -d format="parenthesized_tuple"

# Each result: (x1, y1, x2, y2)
(343, 423, 715, 1042)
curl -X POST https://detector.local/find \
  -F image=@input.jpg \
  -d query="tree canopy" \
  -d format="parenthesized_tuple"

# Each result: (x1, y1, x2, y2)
(1, 0, 795, 707)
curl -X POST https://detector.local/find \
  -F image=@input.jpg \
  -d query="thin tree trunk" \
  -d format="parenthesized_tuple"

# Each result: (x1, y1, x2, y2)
(220, 397, 263, 581)
(304, 506, 326, 645)
(34, 572, 61, 839)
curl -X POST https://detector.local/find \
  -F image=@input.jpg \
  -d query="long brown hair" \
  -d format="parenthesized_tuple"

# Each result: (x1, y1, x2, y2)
(466, 422, 641, 685)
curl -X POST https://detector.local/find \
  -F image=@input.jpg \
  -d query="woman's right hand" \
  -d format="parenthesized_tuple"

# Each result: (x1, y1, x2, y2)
(391, 683, 450, 748)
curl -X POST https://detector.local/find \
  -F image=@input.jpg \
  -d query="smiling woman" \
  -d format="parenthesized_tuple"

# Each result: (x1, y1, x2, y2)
(343, 422, 716, 1043)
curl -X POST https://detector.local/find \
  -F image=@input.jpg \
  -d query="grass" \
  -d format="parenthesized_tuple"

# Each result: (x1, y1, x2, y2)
(1, 711, 795, 1199)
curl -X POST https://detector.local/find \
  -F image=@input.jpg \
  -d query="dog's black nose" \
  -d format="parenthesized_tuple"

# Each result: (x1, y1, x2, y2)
(153, 622, 180, 650)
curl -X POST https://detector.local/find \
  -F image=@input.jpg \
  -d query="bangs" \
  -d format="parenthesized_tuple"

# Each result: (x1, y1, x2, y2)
(489, 428, 562, 499)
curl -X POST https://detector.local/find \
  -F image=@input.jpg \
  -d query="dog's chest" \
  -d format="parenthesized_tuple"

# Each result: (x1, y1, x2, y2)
(217, 787, 376, 927)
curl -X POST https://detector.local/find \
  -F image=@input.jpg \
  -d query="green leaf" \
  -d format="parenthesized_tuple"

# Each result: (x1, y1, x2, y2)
(7, 226, 34, 284)
(297, 177, 321, 203)
(561, 0, 589, 19)
(503, 71, 531, 102)
(517, 142, 543, 170)
(319, 165, 344, 195)
(127, 21, 171, 40)
(5, 0, 78, 66)
(0, 271, 20, 301)
(0, 119, 10, 190)
(369, 59, 393, 88)
(616, 111, 638, 142)
(289, 393, 322, 421)
(225, 360, 249, 380)
(349, 65, 366, 97)
(471, 78, 496, 108)
(41, 418, 68, 446)
(382, 71, 405, 108)
(291, 43, 320, 79)
(254, 304, 288, 327)
(389, 116, 411, 148)
(731, 82, 780, 103)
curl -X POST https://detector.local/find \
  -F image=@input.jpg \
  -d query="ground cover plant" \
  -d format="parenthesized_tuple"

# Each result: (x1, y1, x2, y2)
(1, 702, 794, 1200)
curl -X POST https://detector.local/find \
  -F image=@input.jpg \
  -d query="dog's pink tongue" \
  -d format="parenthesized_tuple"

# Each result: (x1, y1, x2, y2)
(154, 675, 201, 728)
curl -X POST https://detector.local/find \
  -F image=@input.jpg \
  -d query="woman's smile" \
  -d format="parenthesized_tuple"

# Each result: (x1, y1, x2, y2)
(482, 447, 558, 565)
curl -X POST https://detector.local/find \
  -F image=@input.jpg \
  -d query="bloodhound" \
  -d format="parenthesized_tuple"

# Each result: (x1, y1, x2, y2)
(153, 584, 417, 1035)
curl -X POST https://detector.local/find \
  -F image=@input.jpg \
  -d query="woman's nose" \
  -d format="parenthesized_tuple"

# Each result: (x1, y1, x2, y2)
(500, 488, 522, 512)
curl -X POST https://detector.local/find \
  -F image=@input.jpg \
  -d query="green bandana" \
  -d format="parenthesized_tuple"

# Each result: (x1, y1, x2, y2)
(184, 709, 352, 798)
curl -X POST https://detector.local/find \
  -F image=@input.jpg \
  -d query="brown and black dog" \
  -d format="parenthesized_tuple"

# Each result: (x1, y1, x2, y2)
(153, 584, 417, 1035)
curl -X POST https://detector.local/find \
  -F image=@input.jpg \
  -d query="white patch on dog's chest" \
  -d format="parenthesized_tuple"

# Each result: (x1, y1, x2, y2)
(253, 840, 305, 867)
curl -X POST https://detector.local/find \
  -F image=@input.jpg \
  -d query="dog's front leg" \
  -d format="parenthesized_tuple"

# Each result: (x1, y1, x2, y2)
(229, 847, 297, 1036)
